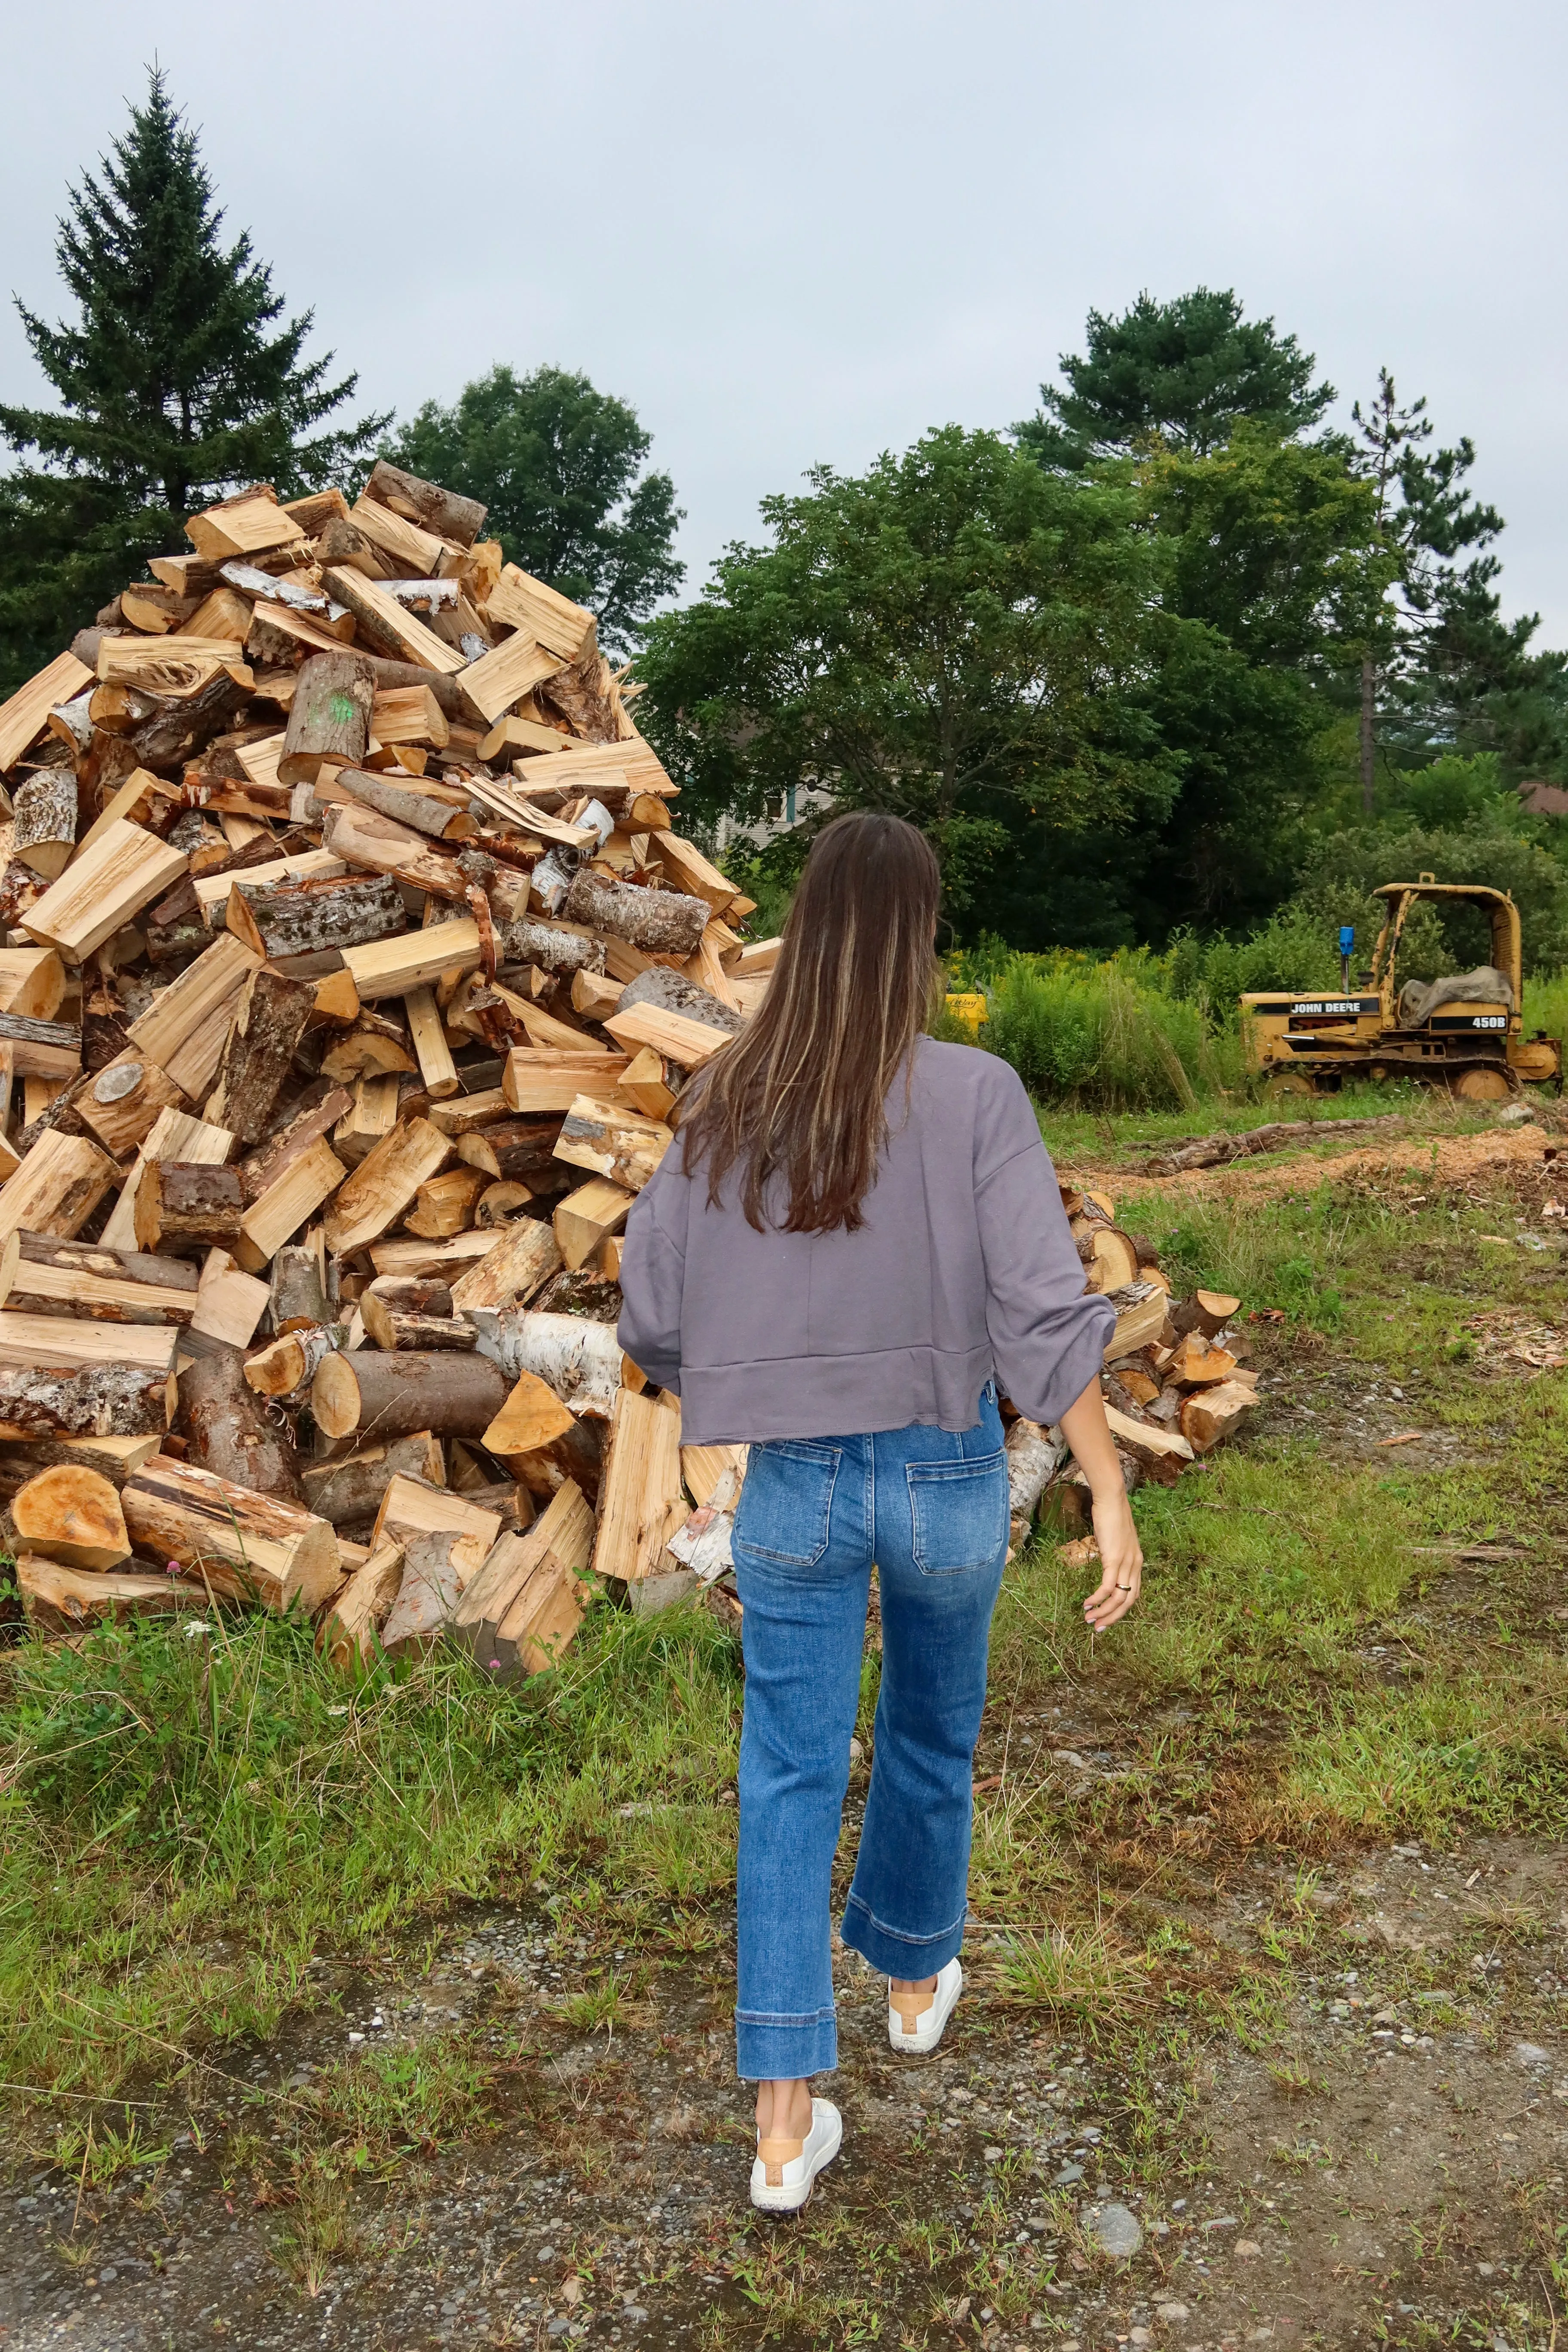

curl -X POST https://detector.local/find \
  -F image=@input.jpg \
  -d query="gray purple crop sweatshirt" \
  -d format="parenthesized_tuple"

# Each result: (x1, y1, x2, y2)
(616, 1037, 1114, 1446)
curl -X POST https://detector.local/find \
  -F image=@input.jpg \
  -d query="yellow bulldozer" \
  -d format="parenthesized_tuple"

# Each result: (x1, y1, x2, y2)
(1241, 876, 1562, 1100)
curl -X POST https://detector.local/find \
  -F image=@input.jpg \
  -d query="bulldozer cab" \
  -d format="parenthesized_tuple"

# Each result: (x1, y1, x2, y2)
(1370, 876, 1522, 1027)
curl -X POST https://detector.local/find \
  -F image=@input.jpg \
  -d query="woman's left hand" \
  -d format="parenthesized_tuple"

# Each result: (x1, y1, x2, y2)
(1081, 1483, 1143, 1632)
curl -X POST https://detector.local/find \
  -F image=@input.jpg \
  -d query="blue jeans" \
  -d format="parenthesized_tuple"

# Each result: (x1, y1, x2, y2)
(731, 1387, 1010, 2080)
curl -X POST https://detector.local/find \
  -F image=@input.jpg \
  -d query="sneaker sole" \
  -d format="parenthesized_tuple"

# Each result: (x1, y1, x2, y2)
(749, 2112, 843, 2213)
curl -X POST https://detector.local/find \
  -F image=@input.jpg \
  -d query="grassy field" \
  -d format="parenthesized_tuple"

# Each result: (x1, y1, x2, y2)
(3, 1095, 1568, 2346)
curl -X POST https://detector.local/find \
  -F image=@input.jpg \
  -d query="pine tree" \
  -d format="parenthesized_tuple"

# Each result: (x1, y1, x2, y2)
(0, 67, 387, 691)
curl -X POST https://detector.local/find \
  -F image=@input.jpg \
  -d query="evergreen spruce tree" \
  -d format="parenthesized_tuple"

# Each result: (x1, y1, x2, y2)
(0, 67, 387, 691)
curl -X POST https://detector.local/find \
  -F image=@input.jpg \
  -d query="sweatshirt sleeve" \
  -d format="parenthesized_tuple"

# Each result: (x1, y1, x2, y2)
(972, 1062, 1116, 1428)
(616, 1154, 688, 1395)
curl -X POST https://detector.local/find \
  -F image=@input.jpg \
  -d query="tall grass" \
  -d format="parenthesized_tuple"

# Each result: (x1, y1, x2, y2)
(975, 952, 1242, 1112)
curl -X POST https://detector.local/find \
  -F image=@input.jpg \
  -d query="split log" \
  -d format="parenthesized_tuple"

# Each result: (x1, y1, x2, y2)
(238, 1134, 347, 1268)
(310, 1349, 508, 1442)
(322, 1116, 452, 1253)
(201, 968, 315, 1145)
(242, 1323, 343, 1399)
(321, 567, 464, 674)
(178, 1351, 305, 1499)
(500, 1050, 628, 1115)
(1170, 1289, 1243, 1341)
(236, 873, 406, 960)
(126, 933, 262, 1101)
(369, 1229, 499, 1283)
(11, 771, 79, 881)
(404, 985, 458, 1098)
(340, 915, 484, 1001)
(563, 869, 707, 959)
(12, 1465, 131, 1570)
(363, 1298, 476, 1351)
(0, 1433, 160, 1491)
(403, 1168, 488, 1240)
(603, 998, 735, 1072)
(363, 459, 486, 548)
(122, 1455, 338, 1611)
(75, 1049, 187, 1161)
(650, 833, 738, 916)
(0, 1231, 199, 1325)
(1166, 1332, 1240, 1390)
(479, 1369, 576, 1461)
(187, 1248, 268, 1350)
(371, 1475, 501, 1578)
(21, 819, 188, 963)
(0, 1131, 119, 1245)
(318, 1542, 405, 1669)
(1105, 1288, 1168, 1361)
(570, 968, 624, 1022)
(1179, 1380, 1259, 1453)
(321, 800, 467, 902)
(554, 1095, 671, 1192)
(617, 963, 743, 1034)
(321, 1015, 417, 1083)
(335, 770, 478, 842)
(494, 916, 605, 978)
(0, 1361, 172, 1439)
(101, 1109, 233, 1255)
(135, 1162, 245, 1255)
(592, 1387, 684, 1583)
(278, 651, 374, 785)
(380, 1529, 466, 1654)
(300, 1431, 445, 1528)
(269, 1236, 329, 1333)
(450, 1480, 594, 1676)
(1102, 1405, 1194, 1483)
(448, 1214, 561, 1312)
(456, 1115, 561, 1184)
(17, 1555, 207, 1632)
(554, 1177, 634, 1271)
(463, 1308, 625, 1418)
(478, 1182, 532, 1227)
(333, 1074, 401, 1166)
(617, 1046, 675, 1120)
(239, 1088, 353, 1204)
(371, 684, 450, 750)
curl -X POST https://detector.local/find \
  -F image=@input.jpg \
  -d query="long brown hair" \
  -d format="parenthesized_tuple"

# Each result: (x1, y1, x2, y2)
(679, 811, 942, 1233)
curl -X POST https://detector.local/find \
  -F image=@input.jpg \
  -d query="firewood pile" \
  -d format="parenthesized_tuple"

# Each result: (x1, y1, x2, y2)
(1003, 1181, 1259, 1551)
(0, 465, 770, 1668)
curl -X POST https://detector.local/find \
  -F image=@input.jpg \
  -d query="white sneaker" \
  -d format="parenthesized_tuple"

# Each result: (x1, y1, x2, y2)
(888, 1957, 964, 2054)
(750, 2096, 842, 2213)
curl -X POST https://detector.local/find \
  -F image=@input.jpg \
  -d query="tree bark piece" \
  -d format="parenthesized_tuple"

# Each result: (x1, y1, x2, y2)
(317, 1542, 405, 1670)
(1004, 1416, 1069, 1553)
(592, 1387, 684, 1583)
(0, 1231, 199, 1324)
(278, 651, 374, 786)
(11, 771, 79, 881)
(177, 1351, 305, 1498)
(553, 1177, 634, 1272)
(311, 1349, 508, 1442)
(135, 1161, 245, 1255)
(300, 1431, 445, 1528)
(238, 873, 406, 961)
(494, 916, 605, 978)
(122, 1454, 337, 1611)
(450, 1480, 594, 1676)
(17, 1554, 206, 1632)
(0, 1131, 118, 1245)
(1179, 1379, 1258, 1453)
(0, 1361, 172, 1439)
(21, 820, 188, 963)
(13, 1464, 131, 1569)
(563, 869, 707, 958)
(554, 1096, 671, 1192)
(463, 1307, 625, 1418)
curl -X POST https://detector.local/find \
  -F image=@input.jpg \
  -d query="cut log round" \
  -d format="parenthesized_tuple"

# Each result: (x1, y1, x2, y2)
(242, 1323, 341, 1400)
(12, 1464, 131, 1570)
(494, 916, 605, 978)
(1166, 1332, 1239, 1390)
(1170, 1289, 1242, 1340)
(177, 1351, 304, 1500)
(480, 1369, 577, 1460)
(311, 1349, 508, 1442)
(562, 869, 708, 959)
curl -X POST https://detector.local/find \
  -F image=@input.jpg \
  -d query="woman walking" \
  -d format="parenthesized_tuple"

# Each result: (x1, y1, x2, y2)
(618, 812, 1142, 2213)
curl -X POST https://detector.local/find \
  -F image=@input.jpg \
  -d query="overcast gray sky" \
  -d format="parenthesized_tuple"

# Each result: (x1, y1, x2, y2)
(3, 2, 1564, 637)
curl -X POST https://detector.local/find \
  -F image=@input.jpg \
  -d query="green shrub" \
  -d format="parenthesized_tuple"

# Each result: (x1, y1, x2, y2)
(980, 951, 1236, 1109)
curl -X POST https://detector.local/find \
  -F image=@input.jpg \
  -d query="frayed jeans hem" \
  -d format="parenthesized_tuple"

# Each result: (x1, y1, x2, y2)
(840, 1893, 968, 1978)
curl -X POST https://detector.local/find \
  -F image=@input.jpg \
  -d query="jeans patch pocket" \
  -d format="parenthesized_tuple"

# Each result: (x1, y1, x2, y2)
(732, 1440, 840, 1567)
(906, 1451, 1009, 1576)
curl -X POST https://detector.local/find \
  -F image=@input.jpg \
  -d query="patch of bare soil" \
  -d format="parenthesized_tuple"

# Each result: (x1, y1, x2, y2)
(1102, 1124, 1557, 1205)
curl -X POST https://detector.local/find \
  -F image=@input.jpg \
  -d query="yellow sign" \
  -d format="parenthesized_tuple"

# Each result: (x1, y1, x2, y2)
(944, 993, 988, 1034)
